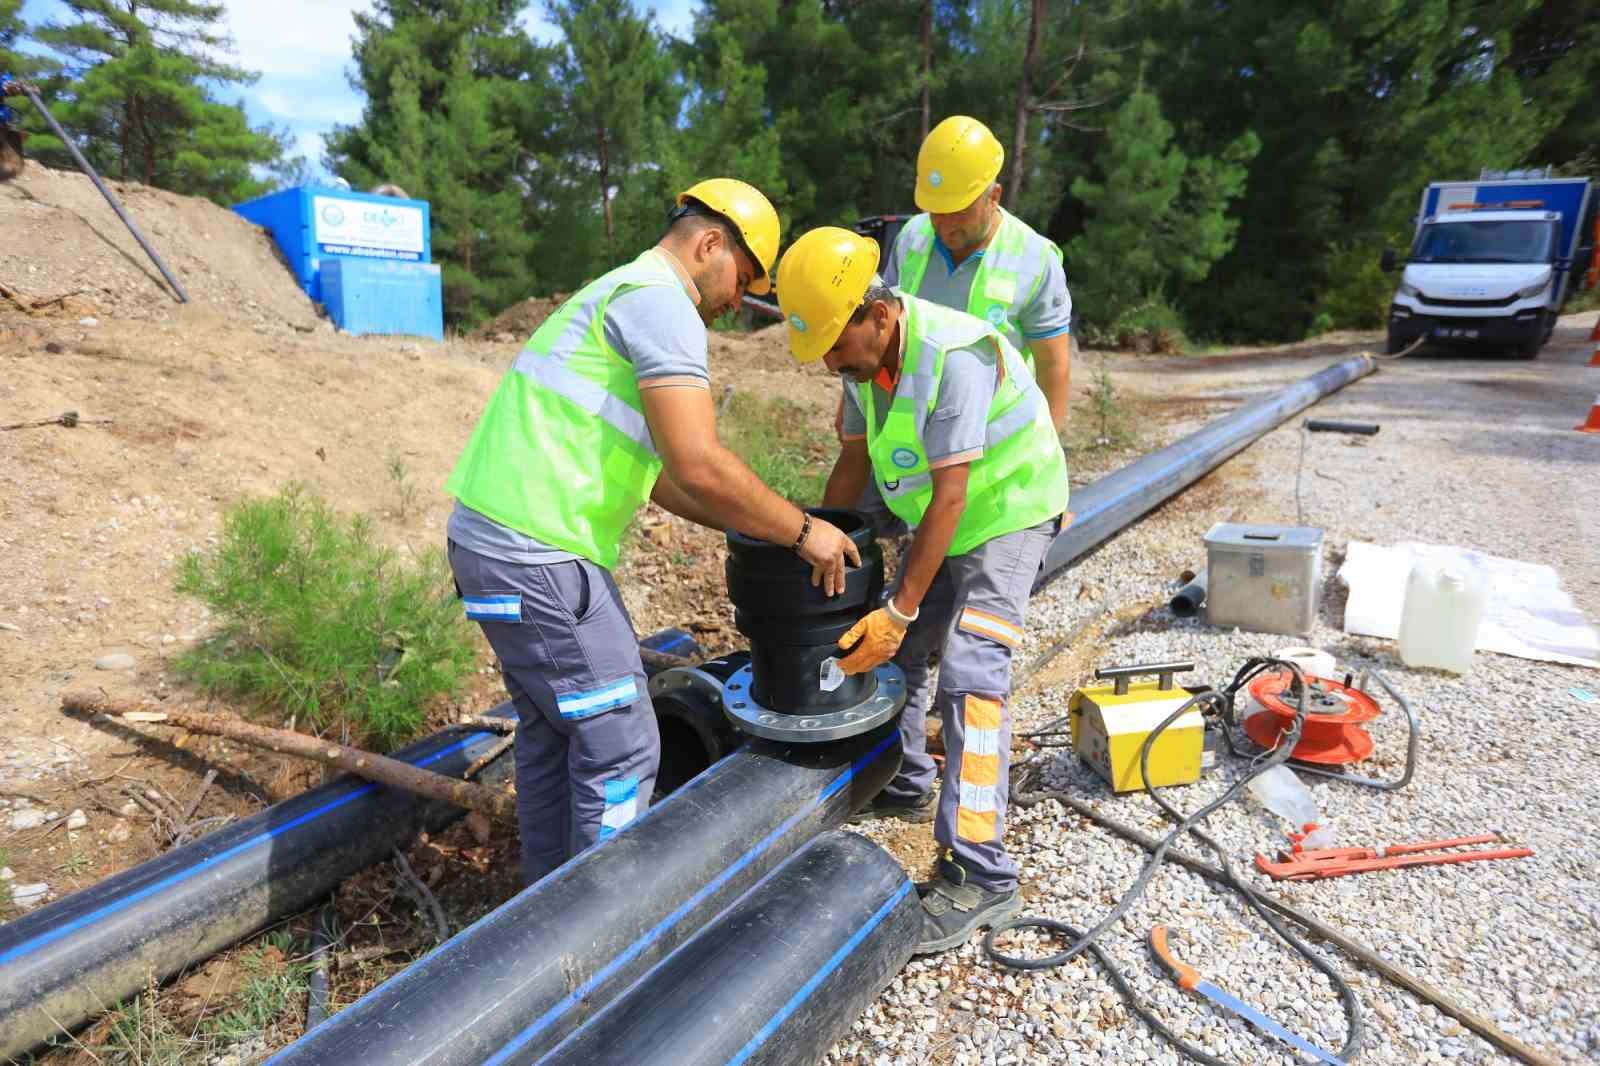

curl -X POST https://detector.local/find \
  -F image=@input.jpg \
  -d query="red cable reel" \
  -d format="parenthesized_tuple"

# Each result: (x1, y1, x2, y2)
(1242, 672, 1381, 765)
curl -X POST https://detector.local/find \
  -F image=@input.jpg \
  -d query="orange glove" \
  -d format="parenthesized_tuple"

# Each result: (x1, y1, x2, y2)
(836, 605, 912, 675)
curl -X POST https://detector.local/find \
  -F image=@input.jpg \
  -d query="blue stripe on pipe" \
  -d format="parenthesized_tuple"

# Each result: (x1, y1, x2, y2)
(484, 731, 899, 1066)
(725, 877, 916, 1066)
(0, 731, 492, 967)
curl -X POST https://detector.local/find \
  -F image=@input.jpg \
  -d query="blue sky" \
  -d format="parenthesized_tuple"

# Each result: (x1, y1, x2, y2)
(18, 0, 700, 176)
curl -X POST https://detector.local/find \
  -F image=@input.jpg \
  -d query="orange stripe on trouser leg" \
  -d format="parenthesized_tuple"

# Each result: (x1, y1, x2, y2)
(964, 695, 1003, 731)
(957, 807, 998, 843)
(959, 751, 1000, 787)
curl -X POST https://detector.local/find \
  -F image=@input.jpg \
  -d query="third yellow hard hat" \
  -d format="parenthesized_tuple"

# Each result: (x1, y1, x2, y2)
(916, 116, 1004, 214)
(677, 178, 780, 294)
(775, 227, 880, 364)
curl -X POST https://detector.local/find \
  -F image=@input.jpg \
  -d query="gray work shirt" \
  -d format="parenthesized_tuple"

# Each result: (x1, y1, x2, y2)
(450, 265, 708, 565)
(882, 226, 1072, 343)
(839, 306, 1005, 471)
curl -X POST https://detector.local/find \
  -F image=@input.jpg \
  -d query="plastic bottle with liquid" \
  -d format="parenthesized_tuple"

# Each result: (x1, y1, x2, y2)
(1398, 560, 1487, 675)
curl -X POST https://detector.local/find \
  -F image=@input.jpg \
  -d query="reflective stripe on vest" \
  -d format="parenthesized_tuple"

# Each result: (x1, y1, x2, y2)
(893, 208, 1063, 369)
(859, 295, 1068, 556)
(445, 249, 686, 569)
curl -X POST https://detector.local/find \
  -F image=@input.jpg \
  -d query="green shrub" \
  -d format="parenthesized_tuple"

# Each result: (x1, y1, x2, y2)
(175, 485, 476, 748)
(1313, 241, 1394, 330)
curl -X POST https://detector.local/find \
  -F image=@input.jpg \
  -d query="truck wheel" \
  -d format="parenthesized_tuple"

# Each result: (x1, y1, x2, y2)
(1512, 335, 1541, 360)
(1385, 328, 1405, 356)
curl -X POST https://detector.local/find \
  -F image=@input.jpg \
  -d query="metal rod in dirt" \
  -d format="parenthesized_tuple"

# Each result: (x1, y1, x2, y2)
(1038, 352, 1377, 588)
(15, 81, 189, 304)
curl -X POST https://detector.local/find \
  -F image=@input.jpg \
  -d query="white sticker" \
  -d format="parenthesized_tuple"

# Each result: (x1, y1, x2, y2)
(819, 657, 845, 693)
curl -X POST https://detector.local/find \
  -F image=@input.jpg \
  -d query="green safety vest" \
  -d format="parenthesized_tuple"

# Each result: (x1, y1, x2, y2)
(860, 294, 1068, 557)
(892, 207, 1065, 371)
(445, 249, 685, 569)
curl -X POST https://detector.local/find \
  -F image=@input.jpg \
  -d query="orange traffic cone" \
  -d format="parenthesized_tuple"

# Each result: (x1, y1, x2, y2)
(1589, 319, 1600, 367)
(1579, 394, 1600, 433)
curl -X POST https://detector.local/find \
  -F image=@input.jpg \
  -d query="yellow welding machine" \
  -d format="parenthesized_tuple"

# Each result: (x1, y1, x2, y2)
(1070, 662, 1206, 793)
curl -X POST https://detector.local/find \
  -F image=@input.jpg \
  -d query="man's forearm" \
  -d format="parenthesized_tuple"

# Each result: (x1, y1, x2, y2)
(821, 450, 870, 509)
(650, 470, 724, 530)
(1029, 333, 1072, 432)
(673, 445, 806, 545)
(891, 493, 964, 615)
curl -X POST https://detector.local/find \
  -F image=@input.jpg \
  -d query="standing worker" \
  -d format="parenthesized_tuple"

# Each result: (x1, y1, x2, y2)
(777, 227, 1068, 954)
(445, 180, 861, 886)
(890, 115, 1072, 428)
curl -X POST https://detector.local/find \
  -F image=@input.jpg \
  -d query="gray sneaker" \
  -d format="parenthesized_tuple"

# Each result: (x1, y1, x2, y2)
(913, 859, 1020, 955)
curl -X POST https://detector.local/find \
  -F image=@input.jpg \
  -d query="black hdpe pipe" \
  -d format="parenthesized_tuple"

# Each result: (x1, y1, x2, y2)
(269, 725, 902, 1065)
(1170, 569, 1207, 617)
(535, 830, 920, 1066)
(0, 627, 699, 1061)
(0, 710, 514, 1060)
(1037, 352, 1377, 588)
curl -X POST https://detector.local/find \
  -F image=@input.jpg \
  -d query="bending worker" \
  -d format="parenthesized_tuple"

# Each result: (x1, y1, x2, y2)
(778, 226, 1068, 955)
(445, 180, 860, 885)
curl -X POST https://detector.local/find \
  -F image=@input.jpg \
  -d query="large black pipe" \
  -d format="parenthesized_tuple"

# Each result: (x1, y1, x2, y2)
(0, 713, 514, 1060)
(1038, 353, 1377, 587)
(269, 725, 902, 1065)
(535, 830, 920, 1066)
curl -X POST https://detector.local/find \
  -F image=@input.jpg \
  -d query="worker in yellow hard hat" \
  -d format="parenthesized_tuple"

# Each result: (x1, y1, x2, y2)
(839, 115, 1072, 543)
(778, 226, 1069, 955)
(446, 180, 861, 885)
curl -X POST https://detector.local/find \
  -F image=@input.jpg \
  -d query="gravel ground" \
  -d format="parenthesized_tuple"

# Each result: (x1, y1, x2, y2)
(839, 315, 1600, 1066)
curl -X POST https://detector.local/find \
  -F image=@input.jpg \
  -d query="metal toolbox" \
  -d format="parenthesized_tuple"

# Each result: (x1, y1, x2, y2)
(1202, 523, 1324, 635)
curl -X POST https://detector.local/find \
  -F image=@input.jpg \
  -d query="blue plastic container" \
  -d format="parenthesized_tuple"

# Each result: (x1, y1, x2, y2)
(233, 186, 433, 302)
(320, 259, 444, 341)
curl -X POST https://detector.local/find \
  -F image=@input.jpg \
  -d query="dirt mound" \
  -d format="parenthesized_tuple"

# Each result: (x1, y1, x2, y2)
(471, 293, 570, 341)
(0, 163, 320, 331)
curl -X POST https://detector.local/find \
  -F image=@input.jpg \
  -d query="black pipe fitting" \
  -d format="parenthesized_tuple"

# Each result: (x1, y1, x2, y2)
(724, 507, 883, 715)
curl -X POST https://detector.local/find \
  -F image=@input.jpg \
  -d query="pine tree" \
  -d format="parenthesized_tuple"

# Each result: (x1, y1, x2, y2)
(328, 0, 555, 324)
(548, 0, 679, 264)
(30, 0, 285, 202)
(1066, 89, 1256, 335)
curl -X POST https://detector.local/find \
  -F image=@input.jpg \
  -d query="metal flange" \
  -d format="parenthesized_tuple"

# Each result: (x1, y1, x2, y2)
(720, 662, 907, 742)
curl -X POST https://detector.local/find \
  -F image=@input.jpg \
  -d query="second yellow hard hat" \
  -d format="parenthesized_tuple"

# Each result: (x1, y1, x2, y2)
(677, 178, 781, 294)
(916, 116, 1004, 214)
(775, 227, 881, 364)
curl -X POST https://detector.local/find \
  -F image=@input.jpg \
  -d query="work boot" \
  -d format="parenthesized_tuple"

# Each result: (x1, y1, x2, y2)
(913, 855, 1020, 955)
(849, 789, 935, 824)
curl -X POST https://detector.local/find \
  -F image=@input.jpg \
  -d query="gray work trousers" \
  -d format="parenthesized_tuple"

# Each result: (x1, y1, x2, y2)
(448, 541, 660, 886)
(880, 518, 1056, 891)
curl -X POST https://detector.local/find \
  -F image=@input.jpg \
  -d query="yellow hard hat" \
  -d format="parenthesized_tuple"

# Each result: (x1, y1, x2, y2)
(916, 116, 1004, 214)
(775, 226, 881, 364)
(677, 178, 780, 295)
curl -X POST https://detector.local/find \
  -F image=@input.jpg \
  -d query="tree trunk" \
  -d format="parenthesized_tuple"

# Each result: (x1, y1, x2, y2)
(597, 127, 614, 254)
(61, 691, 516, 819)
(1007, 0, 1046, 210)
(919, 0, 933, 144)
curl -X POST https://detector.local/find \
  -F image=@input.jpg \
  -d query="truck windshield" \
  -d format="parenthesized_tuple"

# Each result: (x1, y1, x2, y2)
(1411, 219, 1557, 264)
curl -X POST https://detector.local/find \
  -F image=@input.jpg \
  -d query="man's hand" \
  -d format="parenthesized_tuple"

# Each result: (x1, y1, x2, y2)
(835, 607, 907, 674)
(1028, 332, 1073, 433)
(797, 516, 860, 597)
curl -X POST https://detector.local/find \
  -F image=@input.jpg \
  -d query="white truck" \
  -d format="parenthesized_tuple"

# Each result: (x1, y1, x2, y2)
(1382, 170, 1597, 359)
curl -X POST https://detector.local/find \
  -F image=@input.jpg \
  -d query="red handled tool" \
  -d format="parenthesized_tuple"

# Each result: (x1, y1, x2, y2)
(1256, 833, 1533, 881)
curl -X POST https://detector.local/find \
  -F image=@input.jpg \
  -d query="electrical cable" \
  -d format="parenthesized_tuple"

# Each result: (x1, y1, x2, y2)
(984, 658, 1366, 1065)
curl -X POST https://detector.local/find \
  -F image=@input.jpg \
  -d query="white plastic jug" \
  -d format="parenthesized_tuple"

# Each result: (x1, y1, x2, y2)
(1398, 560, 1487, 674)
